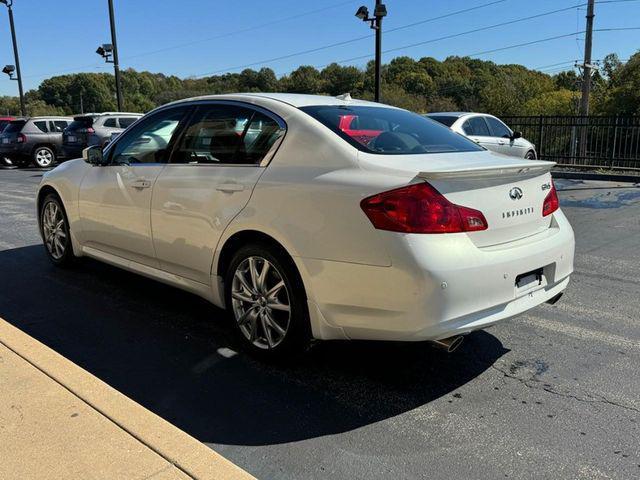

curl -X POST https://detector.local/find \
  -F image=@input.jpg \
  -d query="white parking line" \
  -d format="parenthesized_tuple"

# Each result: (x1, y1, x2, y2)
(518, 315, 640, 351)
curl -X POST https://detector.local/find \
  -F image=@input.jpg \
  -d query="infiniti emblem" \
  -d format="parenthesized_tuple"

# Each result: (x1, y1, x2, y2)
(509, 187, 523, 200)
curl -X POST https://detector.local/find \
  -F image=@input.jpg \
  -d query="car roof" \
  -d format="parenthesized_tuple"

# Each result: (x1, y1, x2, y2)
(426, 112, 474, 117)
(12, 116, 73, 121)
(168, 92, 388, 109)
(74, 112, 142, 118)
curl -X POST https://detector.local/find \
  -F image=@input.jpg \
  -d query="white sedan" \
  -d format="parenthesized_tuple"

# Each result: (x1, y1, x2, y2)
(426, 112, 538, 159)
(36, 93, 574, 358)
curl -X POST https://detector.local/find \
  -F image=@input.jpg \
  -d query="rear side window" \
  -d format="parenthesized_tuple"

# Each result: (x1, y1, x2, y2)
(462, 117, 491, 136)
(485, 117, 512, 138)
(301, 105, 481, 155)
(103, 118, 117, 128)
(118, 117, 138, 128)
(33, 121, 49, 133)
(171, 104, 284, 165)
(4, 120, 25, 133)
(50, 121, 68, 132)
(426, 115, 458, 127)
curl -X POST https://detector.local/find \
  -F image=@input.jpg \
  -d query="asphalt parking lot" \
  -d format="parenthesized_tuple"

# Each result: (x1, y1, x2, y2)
(0, 166, 639, 479)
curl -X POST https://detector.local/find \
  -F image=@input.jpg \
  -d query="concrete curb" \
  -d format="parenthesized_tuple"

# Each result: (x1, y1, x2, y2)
(0, 318, 254, 480)
(552, 170, 640, 184)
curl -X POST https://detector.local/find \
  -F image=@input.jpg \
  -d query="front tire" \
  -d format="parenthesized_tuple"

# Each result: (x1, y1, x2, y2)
(224, 243, 311, 359)
(33, 146, 55, 168)
(525, 150, 536, 160)
(40, 194, 74, 266)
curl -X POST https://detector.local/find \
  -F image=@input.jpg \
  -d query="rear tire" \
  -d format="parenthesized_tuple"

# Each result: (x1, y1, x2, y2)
(39, 194, 75, 267)
(525, 150, 536, 160)
(33, 146, 55, 168)
(224, 243, 311, 360)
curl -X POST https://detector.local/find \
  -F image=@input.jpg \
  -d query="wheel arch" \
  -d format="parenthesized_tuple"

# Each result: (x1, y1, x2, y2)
(216, 230, 302, 289)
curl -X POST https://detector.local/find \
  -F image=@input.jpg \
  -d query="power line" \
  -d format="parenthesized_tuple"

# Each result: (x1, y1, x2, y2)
(318, 4, 588, 68)
(122, 0, 359, 61)
(21, 0, 359, 80)
(192, 0, 516, 77)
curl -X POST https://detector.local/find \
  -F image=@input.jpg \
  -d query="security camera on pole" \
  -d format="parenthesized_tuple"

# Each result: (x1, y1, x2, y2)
(96, 0, 123, 111)
(355, 1, 387, 103)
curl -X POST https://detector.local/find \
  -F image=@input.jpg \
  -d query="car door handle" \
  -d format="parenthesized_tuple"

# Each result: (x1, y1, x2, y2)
(216, 183, 245, 193)
(498, 140, 506, 145)
(130, 179, 152, 189)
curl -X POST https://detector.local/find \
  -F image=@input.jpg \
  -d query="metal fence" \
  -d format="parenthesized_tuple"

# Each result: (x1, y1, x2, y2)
(501, 116, 640, 170)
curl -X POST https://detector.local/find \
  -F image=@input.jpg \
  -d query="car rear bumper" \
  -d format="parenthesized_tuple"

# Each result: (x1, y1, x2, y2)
(297, 209, 575, 341)
(62, 145, 85, 159)
(0, 144, 27, 157)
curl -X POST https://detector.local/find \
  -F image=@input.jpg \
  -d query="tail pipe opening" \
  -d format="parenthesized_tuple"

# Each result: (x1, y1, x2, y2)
(546, 292, 564, 305)
(430, 335, 464, 353)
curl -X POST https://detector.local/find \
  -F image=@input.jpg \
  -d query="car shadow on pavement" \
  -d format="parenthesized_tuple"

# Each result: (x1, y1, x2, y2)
(0, 245, 508, 446)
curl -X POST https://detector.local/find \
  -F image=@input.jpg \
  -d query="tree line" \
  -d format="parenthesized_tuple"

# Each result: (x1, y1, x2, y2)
(0, 52, 638, 117)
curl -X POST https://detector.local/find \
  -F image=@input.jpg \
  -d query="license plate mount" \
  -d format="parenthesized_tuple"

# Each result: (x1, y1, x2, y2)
(515, 268, 543, 290)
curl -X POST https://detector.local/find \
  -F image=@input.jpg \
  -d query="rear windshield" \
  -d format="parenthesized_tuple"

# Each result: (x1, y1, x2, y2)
(0, 120, 10, 132)
(425, 115, 459, 127)
(4, 120, 26, 133)
(68, 117, 94, 130)
(300, 106, 482, 155)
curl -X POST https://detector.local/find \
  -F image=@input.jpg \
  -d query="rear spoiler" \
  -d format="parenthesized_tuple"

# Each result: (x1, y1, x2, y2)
(418, 161, 555, 180)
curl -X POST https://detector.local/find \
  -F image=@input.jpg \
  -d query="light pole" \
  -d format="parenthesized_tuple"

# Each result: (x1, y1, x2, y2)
(0, 0, 25, 116)
(96, 0, 123, 111)
(355, 1, 387, 103)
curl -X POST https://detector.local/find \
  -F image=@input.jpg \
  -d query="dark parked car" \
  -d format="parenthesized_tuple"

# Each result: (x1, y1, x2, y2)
(0, 116, 14, 132)
(62, 112, 142, 159)
(0, 116, 73, 168)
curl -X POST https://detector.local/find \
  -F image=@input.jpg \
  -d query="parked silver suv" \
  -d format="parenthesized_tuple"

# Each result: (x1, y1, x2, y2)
(62, 112, 142, 159)
(0, 116, 73, 168)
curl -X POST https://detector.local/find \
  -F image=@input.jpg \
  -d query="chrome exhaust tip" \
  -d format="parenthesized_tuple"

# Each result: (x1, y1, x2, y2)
(430, 335, 464, 353)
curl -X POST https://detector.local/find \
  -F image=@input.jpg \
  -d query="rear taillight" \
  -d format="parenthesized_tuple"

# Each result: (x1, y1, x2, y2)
(542, 181, 559, 217)
(17, 133, 26, 143)
(360, 182, 488, 234)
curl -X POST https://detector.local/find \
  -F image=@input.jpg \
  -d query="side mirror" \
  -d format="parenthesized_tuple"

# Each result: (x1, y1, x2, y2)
(83, 145, 106, 166)
(511, 131, 522, 140)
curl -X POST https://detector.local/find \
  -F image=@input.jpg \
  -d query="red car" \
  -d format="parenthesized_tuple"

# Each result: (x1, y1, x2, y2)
(338, 114, 383, 147)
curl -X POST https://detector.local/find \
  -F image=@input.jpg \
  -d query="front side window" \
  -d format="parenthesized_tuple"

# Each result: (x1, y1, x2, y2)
(110, 107, 187, 165)
(301, 105, 482, 155)
(33, 121, 49, 133)
(486, 117, 512, 138)
(462, 117, 491, 137)
(171, 104, 284, 165)
(103, 118, 117, 128)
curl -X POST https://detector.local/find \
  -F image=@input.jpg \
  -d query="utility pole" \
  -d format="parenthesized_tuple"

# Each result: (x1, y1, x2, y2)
(579, 0, 595, 116)
(578, 0, 595, 159)
(107, 0, 123, 111)
(1, 0, 25, 116)
(373, 0, 384, 103)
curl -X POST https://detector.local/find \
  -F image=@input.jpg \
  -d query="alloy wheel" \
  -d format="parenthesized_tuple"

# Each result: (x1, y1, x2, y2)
(231, 256, 291, 350)
(42, 201, 67, 260)
(35, 149, 54, 167)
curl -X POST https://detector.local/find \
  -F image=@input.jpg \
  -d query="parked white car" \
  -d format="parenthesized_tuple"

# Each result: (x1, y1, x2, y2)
(426, 112, 537, 159)
(36, 93, 574, 358)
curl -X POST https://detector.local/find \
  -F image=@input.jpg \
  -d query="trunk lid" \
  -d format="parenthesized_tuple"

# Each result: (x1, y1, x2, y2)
(358, 150, 557, 247)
